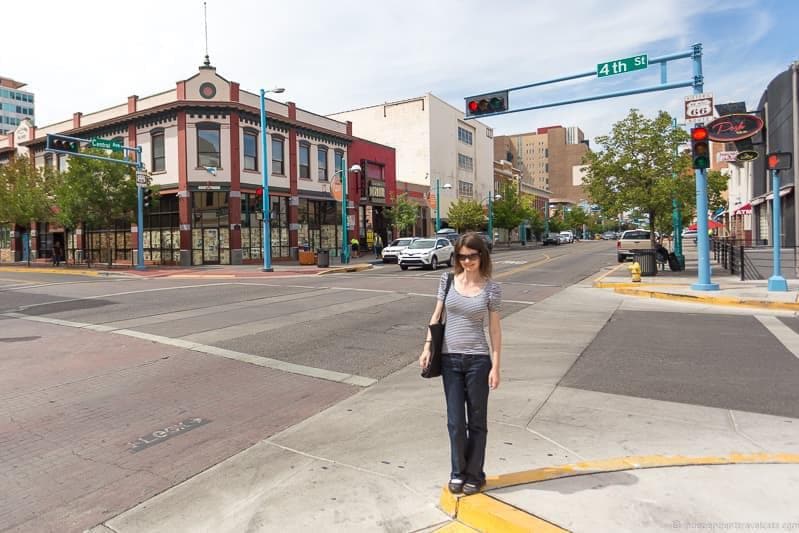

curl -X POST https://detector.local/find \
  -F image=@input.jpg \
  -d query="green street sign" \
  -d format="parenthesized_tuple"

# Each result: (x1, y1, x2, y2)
(90, 138, 124, 152)
(597, 54, 648, 78)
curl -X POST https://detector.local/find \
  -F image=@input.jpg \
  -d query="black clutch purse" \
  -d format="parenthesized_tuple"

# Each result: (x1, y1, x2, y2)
(422, 273, 453, 378)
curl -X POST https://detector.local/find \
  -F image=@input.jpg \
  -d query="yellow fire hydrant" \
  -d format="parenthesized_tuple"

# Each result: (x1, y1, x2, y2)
(628, 261, 642, 282)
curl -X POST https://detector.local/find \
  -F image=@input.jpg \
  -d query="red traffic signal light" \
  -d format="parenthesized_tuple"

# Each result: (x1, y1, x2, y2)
(766, 152, 792, 171)
(691, 127, 709, 141)
(465, 91, 509, 117)
(690, 127, 710, 170)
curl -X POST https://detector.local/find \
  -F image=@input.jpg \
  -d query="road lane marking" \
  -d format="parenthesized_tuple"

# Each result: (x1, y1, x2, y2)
(755, 315, 799, 359)
(180, 292, 408, 344)
(1, 312, 377, 388)
(14, 282, 242, 312)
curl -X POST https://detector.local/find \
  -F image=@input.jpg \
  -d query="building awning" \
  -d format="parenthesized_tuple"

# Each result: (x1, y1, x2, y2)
(733, 202, 752, 214)
(765, 185, 794, 201)
(751, 195, 767, 206)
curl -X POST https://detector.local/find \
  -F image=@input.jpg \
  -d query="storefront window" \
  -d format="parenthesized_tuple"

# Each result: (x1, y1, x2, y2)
(298, 199, 342, 254)
(143, 194, 179, 264)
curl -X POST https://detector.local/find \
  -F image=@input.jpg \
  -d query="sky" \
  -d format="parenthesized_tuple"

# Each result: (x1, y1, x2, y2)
(2, 0, 797, 147)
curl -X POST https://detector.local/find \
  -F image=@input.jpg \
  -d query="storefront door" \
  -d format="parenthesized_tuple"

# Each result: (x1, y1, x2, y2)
(202, 228, 220, 264)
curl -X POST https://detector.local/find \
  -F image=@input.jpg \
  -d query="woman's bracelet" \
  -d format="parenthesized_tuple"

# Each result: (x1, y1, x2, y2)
(424, 340, 431, 344)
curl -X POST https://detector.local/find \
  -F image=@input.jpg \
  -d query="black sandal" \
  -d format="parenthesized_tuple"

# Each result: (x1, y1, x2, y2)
(448, 478, 464, 494)
(462, 480, 485, 495)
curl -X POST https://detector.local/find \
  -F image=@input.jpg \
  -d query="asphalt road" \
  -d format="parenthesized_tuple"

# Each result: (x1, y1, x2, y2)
(0, 240, 616, 533)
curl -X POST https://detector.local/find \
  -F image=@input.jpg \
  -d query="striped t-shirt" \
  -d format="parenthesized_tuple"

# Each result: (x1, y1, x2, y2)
(437, 272, 502, 355)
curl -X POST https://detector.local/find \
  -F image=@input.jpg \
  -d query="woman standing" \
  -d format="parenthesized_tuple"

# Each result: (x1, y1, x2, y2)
(419, 232, 502, 496)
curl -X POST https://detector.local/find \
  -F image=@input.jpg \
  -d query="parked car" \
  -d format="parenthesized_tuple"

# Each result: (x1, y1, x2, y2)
(380, 237, 418, 263)
(435, 228, 460, 245)
(682, 229, 698, 243)
(542, 232, 561, 245)
(559, 230, 574, 243)
(601, 231, 617, 240)
(616, 229, 654, 262)
(398, 237, 454, 270)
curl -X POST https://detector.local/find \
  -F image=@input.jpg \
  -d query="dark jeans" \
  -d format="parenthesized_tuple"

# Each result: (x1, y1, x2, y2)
(441, 353, 491, 483)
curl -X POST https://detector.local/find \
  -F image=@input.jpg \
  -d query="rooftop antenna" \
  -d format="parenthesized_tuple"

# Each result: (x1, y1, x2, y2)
(203, 1, 211, 67)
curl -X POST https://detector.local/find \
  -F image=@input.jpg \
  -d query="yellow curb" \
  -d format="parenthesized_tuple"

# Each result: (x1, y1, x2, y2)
(316, 264, 373, 275)
(439, 453, 799, 532)
(488, 452, 799, 491)
(0, 267, 101, 277)
(432, 521, 480, 532)
(614, 287, 799, 311)
(594, 281, 682, 289)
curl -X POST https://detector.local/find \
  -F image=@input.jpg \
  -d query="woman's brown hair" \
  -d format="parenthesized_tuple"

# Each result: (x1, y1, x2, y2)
(452, 232, 492, 278)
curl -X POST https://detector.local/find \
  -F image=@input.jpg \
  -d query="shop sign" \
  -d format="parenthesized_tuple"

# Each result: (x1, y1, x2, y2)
(368, 180, 386, 203)
(717, 151, 739, 162)
(706, 114, 763, 142)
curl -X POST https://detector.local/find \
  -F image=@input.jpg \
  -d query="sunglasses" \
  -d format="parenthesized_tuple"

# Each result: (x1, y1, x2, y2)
(456, 253, 481, 262)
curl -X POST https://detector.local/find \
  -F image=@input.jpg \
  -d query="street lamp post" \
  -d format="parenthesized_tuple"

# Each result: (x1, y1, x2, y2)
(434, 178, 452, 232)
(332, 161, 361, 264)
(259, 87, 285, 272)
(487, 192, 501, 242)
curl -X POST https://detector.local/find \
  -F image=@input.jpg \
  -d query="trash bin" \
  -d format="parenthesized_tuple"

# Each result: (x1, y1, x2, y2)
(632, 249, 657, 276)
(317, 249, 330, 268)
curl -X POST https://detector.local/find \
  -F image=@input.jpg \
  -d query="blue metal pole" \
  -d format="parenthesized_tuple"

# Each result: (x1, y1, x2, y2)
(691, 167, 718, 290)
(342, 156, 349, 264)
(690, 43, 717, 290)
(768, 169, 788, 291)
(260, 89, 273, 272)
(438, 180, 442, 231)
(135, 146, 145, 271)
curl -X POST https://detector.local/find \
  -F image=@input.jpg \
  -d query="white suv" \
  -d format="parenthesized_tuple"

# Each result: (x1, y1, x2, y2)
(381, 237, 418, 263)
(398, 238, 454, 270)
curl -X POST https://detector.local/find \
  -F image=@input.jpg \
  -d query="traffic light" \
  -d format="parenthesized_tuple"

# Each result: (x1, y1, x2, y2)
(143, 187, 153, 208)
(46, 134, 82, 154)
(465, 90, 509, 117)
(766, 152, 792, 171)
(690, 126, 710, 169)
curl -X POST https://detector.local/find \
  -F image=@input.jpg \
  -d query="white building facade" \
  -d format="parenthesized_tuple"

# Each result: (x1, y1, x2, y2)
(330, 93, 494, 234)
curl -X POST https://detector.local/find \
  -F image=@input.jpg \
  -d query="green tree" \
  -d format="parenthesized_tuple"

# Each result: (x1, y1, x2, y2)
(0, 155, 55, 263)
(385, 193, 418, 237)
(446, 199, 484, 232)
(583, 109, 691, 246)
(563, 207, 589, 236)
(53, 149, 138, 265)
(492, 184, 534, 243)
(707, 169, 729, 213)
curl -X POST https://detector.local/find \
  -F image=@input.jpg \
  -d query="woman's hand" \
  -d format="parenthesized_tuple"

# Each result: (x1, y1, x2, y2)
(488, 367, 500, 390)
(419, 348, 431, 370)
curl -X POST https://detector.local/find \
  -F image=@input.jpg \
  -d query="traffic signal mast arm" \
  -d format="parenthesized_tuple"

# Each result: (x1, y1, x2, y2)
(464, 44, 703, 119)
(45, 133, 141, 167)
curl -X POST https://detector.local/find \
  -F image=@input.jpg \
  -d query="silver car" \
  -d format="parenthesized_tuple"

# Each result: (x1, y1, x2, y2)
(381, 237, 418, 263)
(398, 238, 454, 270)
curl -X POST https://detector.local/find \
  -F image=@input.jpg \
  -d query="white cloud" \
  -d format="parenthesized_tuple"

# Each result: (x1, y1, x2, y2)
(2, 0, 795, 147)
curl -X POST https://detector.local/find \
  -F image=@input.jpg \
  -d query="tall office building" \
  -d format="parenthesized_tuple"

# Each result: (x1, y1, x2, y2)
(495, 125, 589, 205)
(0, 77, 35, 135)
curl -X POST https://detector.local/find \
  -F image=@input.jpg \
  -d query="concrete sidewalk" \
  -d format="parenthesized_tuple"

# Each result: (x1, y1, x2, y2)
(85, 270, 799, 532)
(594, 245, 799, 311)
